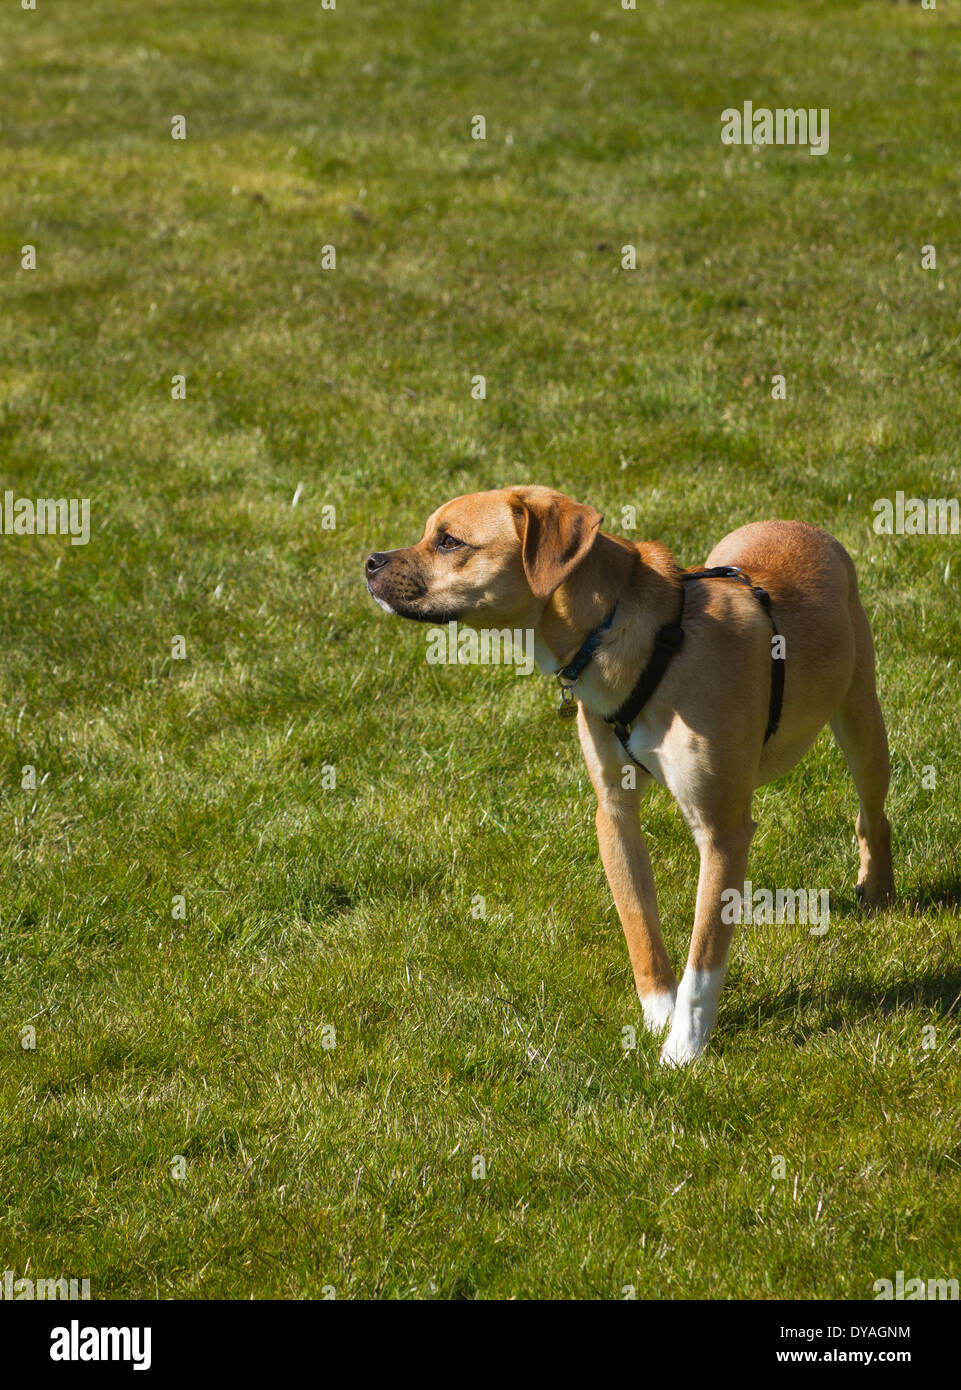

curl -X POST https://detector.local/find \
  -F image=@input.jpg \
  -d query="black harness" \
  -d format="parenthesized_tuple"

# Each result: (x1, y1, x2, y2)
(557, 565, 784, 772)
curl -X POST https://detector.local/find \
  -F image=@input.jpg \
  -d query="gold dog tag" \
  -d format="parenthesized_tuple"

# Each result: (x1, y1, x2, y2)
(557, 684, 578, 719)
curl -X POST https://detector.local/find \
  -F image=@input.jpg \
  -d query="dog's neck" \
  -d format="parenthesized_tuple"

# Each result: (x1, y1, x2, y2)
(534, 533, 683, 715)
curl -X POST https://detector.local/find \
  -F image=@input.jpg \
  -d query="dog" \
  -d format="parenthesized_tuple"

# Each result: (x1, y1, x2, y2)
(365, 486, 894, 1064)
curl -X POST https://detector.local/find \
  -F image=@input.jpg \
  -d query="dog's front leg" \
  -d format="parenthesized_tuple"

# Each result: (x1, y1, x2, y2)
(577, 708, 678, 1034)
(660, 817, 755, 1067)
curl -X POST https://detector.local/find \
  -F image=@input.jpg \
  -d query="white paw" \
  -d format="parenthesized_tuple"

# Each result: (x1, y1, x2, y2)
(660, 1022, 709, 1067)
(658, 967, 725, 1067)
(640, 988, 677, 1036)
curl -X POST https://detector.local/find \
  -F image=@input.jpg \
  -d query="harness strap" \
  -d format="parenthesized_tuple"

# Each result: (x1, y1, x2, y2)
(607, 589, 686, 747)
(609, 564, 784, 772)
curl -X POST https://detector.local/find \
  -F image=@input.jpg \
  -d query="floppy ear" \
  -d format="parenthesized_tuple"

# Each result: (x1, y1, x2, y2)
(509, 490, 603, 600)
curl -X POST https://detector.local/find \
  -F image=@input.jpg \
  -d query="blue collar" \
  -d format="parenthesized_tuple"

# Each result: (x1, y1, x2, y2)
(557, 604, 618, 684)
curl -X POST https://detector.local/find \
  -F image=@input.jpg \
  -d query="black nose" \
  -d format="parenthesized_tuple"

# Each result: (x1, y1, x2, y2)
(366, 552, 391, 576)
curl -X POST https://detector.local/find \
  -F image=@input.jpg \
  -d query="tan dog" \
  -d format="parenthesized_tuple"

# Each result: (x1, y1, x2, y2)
(365, 486, 894, 1064)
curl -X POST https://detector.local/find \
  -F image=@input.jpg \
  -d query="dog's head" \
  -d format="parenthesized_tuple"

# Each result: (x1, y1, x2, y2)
(365, 486, 603, 626)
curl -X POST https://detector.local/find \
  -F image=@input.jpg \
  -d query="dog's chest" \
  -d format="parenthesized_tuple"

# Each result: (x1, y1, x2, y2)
(623, 717, 669, 787)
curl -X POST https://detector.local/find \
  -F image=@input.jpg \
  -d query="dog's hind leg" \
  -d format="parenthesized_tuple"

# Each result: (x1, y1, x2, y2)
(578, 707, 678, 1034)
(829, 596, 895, 908)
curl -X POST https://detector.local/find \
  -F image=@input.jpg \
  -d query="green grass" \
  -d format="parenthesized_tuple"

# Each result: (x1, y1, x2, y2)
(1, 0, 960, 1299)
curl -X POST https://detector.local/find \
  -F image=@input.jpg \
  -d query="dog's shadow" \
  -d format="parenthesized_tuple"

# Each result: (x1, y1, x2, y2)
(723, 872, 961, 1045)
(908, 869, 961, 915)
(738, 969, 960, 1042)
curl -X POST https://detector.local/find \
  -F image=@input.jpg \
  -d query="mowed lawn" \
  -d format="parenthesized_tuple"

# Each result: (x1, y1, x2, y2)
(1, 0, 959, 1299)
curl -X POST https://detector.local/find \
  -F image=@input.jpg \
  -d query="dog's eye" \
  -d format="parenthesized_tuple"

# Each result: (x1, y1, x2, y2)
(436, 533, 464, 552)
